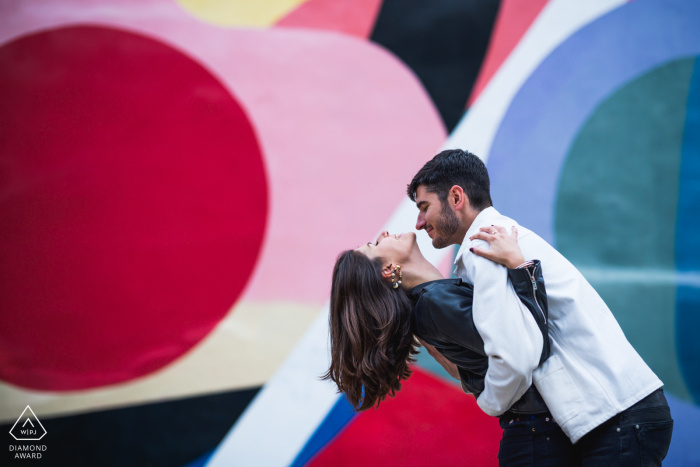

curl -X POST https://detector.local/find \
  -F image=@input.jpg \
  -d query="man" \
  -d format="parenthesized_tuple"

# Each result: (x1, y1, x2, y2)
(408, 149, 673, 466)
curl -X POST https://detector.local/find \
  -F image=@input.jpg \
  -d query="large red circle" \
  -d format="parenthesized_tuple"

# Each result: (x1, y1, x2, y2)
(0, 26, 268, 390)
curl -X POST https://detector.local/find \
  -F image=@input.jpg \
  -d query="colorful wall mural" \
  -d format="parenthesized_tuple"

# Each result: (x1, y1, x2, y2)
(0, 0, 698, 466)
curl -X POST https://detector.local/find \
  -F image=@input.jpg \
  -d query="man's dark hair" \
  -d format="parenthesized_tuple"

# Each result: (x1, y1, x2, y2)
(407, 149, 492, 211)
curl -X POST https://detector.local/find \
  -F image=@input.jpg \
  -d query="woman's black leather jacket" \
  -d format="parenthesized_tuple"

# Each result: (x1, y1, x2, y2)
(410, 260, 551, 414)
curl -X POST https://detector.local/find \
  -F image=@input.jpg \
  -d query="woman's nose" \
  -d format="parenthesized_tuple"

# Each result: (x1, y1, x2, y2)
(376, 231, 389, 243)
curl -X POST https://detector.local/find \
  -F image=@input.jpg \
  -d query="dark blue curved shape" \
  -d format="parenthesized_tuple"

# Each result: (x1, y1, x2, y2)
(676, 58, 700, 404)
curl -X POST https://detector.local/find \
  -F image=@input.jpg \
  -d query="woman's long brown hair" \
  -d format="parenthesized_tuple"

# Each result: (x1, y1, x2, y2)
(323, 250, 418, 411)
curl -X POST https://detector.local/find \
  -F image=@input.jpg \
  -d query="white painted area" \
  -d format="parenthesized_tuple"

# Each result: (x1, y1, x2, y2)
(206, 305, 338, 467)
(207, 198, 450, 467)
(578, 267, 700, 288)
(443, 0, 626, 162)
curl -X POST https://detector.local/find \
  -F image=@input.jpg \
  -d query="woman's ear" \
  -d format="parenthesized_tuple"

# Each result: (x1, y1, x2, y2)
(381, 264, 393, 280)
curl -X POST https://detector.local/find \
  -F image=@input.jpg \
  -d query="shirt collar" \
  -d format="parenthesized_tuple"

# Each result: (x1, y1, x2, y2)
(454, 206, 500, 265)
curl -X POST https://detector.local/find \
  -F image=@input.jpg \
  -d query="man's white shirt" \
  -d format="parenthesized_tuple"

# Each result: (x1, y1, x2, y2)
(454, 207, 662, 443)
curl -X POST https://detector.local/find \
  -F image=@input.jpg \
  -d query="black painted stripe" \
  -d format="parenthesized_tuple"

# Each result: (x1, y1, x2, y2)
(371, 0, 501, 132)
(2, 387, 260, 467)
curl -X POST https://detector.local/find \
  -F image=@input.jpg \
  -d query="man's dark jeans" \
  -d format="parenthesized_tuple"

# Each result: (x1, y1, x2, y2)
(498, 388, 673, 466)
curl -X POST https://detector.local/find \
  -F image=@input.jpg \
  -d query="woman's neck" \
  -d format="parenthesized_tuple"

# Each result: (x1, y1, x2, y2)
(399, 255, 445, 290)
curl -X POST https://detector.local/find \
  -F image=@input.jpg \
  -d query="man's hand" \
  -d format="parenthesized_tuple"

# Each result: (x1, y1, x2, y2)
(417, 337, 460, 380)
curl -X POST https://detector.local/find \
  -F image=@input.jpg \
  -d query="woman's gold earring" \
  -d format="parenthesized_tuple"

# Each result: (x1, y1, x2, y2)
(391, 265, 402, 289)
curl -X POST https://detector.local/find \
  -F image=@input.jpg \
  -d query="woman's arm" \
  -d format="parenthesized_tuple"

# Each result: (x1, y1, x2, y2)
(416, 337, 460, 380)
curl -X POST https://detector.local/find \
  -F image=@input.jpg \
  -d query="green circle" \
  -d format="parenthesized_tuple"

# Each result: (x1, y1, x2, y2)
(554, 57, 696, 402)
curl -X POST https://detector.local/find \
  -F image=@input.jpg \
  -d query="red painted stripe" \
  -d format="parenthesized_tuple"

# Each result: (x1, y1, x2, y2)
(309, 367, 501, 467)
(468, 0, 550, 106)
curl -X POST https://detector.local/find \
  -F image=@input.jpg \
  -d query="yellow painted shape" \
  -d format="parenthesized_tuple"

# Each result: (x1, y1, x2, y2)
(176, 0, 310, 27)
(0, 301, 321, 422)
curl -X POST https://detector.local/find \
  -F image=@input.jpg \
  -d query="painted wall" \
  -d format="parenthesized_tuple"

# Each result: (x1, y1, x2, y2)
(0, 1, 698, 466)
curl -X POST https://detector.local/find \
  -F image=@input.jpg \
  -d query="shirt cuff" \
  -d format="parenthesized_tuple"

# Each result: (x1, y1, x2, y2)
(514, 260, 536, 269)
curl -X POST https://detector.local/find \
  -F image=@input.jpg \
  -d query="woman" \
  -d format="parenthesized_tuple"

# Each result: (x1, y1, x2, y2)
(325, 226, 573, 465)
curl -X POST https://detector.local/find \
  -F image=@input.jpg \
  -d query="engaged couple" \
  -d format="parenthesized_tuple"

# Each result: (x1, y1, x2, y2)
(325, 149, 674, 466)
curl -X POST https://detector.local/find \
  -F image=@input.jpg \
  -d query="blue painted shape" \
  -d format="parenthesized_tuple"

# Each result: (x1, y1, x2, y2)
(676, 58, 700, 404)
(480, 1, 700, 463)
(289, 394, 357, 467)
(487, 0, 700, 244)
(676, 45, 700, 272)
(182, 450, 214, 467)
(662, 392, 700, 466)
(676, 287, 700, 404)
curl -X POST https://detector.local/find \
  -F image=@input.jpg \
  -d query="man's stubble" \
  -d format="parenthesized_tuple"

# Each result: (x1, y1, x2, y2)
(432, 200, 461, 249)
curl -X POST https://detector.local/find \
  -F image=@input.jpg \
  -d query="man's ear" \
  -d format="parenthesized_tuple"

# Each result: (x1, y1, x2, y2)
(381, 264, 393, 280)
(450, 185, 468, 211)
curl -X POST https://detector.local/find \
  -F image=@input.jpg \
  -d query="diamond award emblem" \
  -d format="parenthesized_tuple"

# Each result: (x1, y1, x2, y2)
(9, 406, 47, 441)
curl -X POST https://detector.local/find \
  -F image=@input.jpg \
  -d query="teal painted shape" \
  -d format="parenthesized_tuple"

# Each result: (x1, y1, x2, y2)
(414, 346, 461, 386)
(555, 57, 695, 402)
(676, 59, 700, 404)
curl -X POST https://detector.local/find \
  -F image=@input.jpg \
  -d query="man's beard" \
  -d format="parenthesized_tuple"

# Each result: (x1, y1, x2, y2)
(432, 201, 460, 249)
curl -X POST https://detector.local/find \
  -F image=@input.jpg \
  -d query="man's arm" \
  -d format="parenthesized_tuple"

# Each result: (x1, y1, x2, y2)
(463, 240, 543, 416)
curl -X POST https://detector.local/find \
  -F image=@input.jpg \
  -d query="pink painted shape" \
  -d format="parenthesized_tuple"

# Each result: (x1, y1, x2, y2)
(0, 26, 268, 390)
(275, 0, 383, 38)
(1, 0, 446, 306)
(468, 0, 550, 106)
